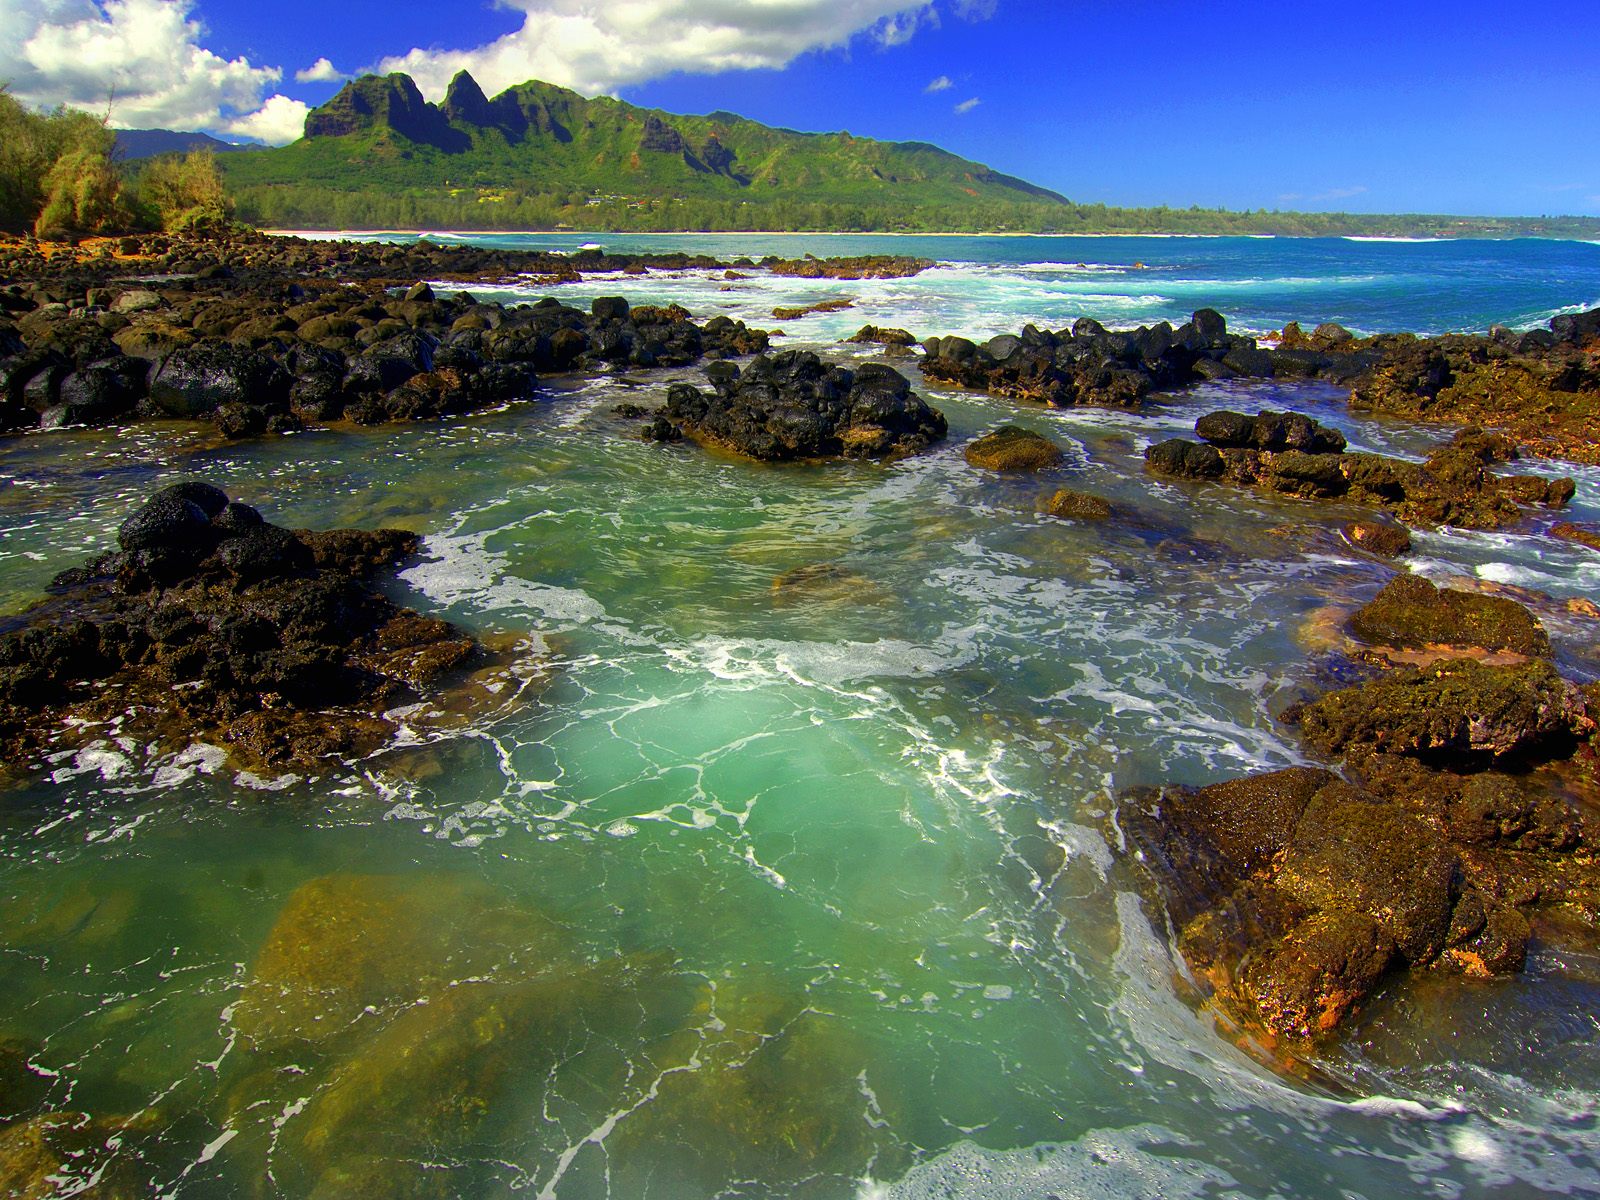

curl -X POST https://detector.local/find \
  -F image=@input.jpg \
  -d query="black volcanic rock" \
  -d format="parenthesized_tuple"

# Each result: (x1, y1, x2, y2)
(655, 351, 946, 462)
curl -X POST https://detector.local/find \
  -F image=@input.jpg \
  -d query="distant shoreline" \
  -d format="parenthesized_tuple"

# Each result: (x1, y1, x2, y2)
(262, 228, 1600, 245)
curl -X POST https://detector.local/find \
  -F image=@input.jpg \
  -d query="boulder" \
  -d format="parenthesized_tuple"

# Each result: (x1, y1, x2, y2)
(1144, 438, 1225, 480)
(1343, 521, 1412, 558)
(149, 344, 291, 418)
(964, 425, 1064, 471)
(1349, 574, 1550, 657)
(1040, 488, 1111, 521)
(657, 351, 945, 462)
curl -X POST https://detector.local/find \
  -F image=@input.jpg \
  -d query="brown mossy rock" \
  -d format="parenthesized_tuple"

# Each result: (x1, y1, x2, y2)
(1352, 341, 1600, 466)
(1552, 522, 1600, 551)
(965, 424, 1064, 471)
(1297, 659, 1591, 764)
(1128, 767, 1335, 924)
(1349, 574, 1550, 657)
(1039, 487, 1111, 520)
(234, 873, 569, 1054)
(0, 1113, 146, 1199)
(1118, 764, 1548, 1042)
(1344, 521, 1412, 558)
(1240, 909, 1396, 1038)
(1275, 785, 1460, 964)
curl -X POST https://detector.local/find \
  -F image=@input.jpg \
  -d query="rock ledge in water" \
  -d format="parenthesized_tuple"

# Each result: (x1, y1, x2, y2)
(0, 482, 515, 774)
(650, 350, 946, 462)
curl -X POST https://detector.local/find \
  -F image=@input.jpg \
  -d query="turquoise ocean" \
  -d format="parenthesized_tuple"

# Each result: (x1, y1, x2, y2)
(3, 234, 1600, 1198)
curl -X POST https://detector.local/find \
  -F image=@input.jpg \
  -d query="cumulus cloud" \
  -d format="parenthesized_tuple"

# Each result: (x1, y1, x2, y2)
(377, 0, 993, 99)
(224, 93, 309, 144)
(0, 0, 304, 141)
(954, 97, 981, 114)
(925, 75, 954, 93)
(295, 57, 343, 84)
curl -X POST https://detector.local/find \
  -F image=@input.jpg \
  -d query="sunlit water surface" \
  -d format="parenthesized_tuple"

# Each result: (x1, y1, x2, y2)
(3, 238, 1600, 1198)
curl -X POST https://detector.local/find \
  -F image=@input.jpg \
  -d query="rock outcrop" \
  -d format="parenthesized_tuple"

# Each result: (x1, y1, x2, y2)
(647, 351, 947, 462)
(1146, 411, 1575, 532)
(0, 482, 523, 774)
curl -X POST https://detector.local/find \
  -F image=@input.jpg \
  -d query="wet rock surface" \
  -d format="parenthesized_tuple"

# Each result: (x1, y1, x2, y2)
(0, 233, 788, 438)
(1119, 610, 1600, 1044)
(921, 309, 1380, 410)
(648, 350, 947, 461)
(1349, 316, 1600, 465)
(0, 482, 515, 774)
(1147, 412, 1575, 532)
(964, 424, 1064, 471)
(1349, 574, 1551, 658)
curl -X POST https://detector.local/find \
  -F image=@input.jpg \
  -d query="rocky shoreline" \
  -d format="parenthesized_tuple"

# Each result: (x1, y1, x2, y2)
(4, 230, 1600, 1075)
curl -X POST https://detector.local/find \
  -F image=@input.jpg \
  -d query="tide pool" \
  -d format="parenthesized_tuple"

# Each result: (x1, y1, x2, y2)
(3, 239, 1600, 1199)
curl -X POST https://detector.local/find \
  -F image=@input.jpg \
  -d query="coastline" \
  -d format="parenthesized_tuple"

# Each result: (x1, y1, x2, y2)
(261, 228, 1600, 244)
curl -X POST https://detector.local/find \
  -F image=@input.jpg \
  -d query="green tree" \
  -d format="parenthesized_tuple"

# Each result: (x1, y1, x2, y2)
(135, 150, 235, 234)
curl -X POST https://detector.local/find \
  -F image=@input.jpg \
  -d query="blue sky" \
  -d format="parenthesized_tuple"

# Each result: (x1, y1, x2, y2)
(3, 0, 1596, 217)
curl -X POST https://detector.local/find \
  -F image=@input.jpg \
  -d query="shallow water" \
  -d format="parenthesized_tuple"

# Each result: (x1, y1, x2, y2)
(4, 241, 1600, 1198)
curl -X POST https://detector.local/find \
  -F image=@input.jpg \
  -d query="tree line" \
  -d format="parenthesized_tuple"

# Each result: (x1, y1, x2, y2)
(0, 89, 235, 239)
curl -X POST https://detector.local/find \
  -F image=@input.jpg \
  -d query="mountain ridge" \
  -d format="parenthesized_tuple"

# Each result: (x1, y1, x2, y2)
(221, 69, 1073, 213)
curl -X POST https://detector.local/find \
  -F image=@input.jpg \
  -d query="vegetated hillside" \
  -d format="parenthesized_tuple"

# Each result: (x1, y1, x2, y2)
(220, 71, 1600, 238)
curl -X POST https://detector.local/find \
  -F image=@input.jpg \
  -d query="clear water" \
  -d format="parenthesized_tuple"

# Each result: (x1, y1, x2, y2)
(3, 237, 1600, 1198)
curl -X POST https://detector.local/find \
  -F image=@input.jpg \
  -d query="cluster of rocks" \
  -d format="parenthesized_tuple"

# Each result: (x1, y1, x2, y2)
(1145, 409, 1575, 531)
(1118, 576, 1599, 1042)
(630, 350, 948, 462)
(764, 255, 931, 281)
(0, 482, 507, 774)
(1349, 308, 1600, 464)
(0, 278, 767, 436)
(919, 309, 1379, 409)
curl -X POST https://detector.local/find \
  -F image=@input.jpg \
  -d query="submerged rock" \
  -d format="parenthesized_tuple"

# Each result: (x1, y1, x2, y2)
(1343, 520, 1412, 558)
(1040, 487, 1112, 521)
(653, 350, 946, 461)
(964, 425, 1064, 471)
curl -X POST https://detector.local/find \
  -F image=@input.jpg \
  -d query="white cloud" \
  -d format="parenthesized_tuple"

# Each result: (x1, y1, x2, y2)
(954, 97, 981, 114)
(225, 93, 309, 144)
(952, 0, 998, 18)
(0, 0, 289, 135)
(376, 0, 981, 100)
(295, 57, 343, 84)
(925, 75, 954, 93)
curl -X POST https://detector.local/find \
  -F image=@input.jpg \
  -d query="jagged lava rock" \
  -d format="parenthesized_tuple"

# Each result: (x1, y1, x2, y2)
(653, 350, 946, 462)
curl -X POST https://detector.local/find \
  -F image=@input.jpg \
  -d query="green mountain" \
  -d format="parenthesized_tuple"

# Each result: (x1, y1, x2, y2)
(219, 71, 1600, 239)
(222, 70, 1073, 230)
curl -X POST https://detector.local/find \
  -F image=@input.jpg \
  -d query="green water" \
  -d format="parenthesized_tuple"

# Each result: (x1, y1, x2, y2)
(3, 365, 1599, 1198)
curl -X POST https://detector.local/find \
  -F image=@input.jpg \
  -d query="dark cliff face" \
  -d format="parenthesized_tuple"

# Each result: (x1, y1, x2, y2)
(305, 74, 468, 152)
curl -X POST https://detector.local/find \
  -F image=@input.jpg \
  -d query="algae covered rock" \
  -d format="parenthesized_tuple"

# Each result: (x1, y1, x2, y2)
(1297, 658, 1590, 763)
(1343, 520, 1412, 558)
(964, 424, 1064, 471)
(1349, 573, 1550, 657)
(235, 872, 568, 1051)
(1039, 487, 1112, 520)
